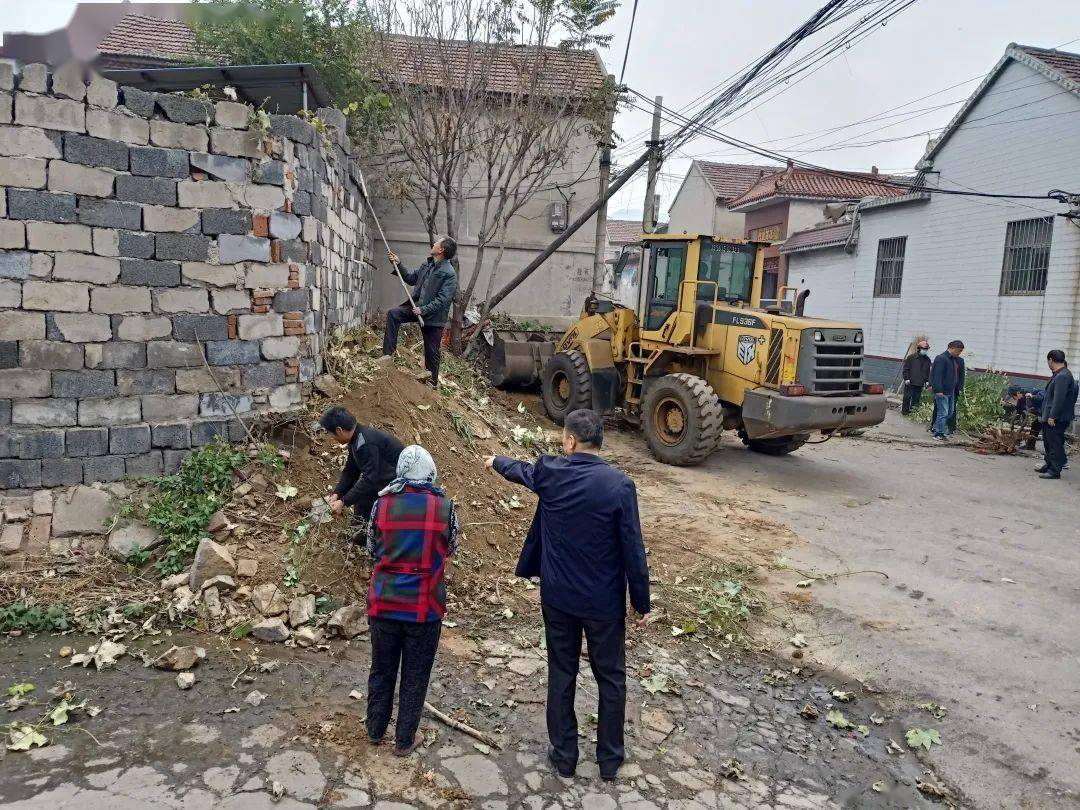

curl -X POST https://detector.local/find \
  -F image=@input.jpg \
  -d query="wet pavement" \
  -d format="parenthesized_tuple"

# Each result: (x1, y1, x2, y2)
(0, 615, 945, 809)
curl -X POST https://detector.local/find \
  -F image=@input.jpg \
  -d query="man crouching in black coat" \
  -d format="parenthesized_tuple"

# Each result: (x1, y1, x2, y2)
(320, 406, 405, 536)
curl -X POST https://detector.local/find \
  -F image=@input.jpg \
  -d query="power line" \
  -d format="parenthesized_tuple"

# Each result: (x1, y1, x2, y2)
(624, 95, 1068, 202)
(617, 0, 640, 85)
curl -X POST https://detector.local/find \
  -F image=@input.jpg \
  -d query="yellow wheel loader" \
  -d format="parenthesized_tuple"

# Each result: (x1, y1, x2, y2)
(496, 234, 887, 465)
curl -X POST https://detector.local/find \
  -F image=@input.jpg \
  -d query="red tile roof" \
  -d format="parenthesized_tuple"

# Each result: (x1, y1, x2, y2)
(780, 221, 852, 254)
(695, 161, 781, 202)
(1016, 44, 1080, 86)
(606, 219, 642, 245)
(378, 36, 608, 97)
(727, 165, 908, 209)
(96, 13, 197, 63)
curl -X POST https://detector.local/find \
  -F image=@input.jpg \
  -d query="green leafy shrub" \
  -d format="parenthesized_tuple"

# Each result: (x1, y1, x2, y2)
(147, 440, 248, 575)
(0, 601, 71, 633)
(908, 370, 1008, 434)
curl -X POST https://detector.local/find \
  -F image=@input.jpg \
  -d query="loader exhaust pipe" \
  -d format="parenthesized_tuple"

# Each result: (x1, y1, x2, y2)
(795, 289, 810, 317)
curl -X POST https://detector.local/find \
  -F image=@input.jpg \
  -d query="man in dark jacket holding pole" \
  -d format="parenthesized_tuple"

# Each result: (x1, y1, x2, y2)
(1036, 350, 1078, 480)
(383, 237, 458, 387)
(901, 339, 932, 415)
(320, 407, 405, 535)
(930, 340, 966, 440)
(484, 409, 650, 782)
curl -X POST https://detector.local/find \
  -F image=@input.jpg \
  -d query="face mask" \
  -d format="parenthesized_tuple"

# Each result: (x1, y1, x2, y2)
(917, 349, 926, 354)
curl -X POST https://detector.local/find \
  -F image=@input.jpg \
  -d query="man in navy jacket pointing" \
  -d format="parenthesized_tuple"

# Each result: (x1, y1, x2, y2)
(486, 409, 650, 781)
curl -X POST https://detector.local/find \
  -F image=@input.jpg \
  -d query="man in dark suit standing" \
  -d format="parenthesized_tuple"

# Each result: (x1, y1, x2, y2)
(320, 406, 405, 534)
(1036, 349, 1078, 480)
(383, 237, 458, 387)
(485, 409, 650, 782)
(930, 340, 966, 440)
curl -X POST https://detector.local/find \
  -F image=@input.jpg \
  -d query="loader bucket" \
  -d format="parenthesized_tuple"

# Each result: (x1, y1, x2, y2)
(487, 329, 558, 388)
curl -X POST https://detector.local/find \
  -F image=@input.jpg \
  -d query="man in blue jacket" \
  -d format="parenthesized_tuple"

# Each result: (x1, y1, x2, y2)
(930, 340, 966, 440)
(1035, 349, 1078, 479)
(485, 409, 650, 781)
(383, 236, 458, 386)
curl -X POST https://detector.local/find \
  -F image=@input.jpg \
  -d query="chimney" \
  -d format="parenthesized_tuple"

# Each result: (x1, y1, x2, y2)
(871, 165, 879, 175)
(786, 159, 794, 169)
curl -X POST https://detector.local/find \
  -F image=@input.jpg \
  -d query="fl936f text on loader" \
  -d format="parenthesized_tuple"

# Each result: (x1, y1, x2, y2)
(533, 234, 887, 465)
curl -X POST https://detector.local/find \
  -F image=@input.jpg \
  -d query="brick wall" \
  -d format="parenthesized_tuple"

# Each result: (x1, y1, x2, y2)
(0, 63, 371, 489)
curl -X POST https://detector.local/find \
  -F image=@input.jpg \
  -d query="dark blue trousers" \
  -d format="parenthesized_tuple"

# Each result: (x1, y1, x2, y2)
(542, 602, 626, 776)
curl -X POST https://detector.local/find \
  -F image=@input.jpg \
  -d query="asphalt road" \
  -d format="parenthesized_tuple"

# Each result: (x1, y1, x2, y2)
(676, 411, 1080, 808)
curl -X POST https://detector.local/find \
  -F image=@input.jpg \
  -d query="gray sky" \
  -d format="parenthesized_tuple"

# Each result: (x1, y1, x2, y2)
(6, 0, 1080, 221)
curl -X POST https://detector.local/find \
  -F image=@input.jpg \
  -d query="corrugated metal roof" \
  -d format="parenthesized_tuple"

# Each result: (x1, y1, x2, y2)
(695, 160, 781, 201)
(727, 165, 908, 209)
(780, 222, 852, 254)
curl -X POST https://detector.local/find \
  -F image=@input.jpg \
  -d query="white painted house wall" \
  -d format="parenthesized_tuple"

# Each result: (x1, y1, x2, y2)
(788, 58, 1080, 378)
(667, 164, 746, 238)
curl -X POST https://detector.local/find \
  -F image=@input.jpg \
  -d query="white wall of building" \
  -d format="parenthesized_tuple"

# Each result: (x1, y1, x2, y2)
(788, 59, 1080, 378)
(667, 165, 718, 236)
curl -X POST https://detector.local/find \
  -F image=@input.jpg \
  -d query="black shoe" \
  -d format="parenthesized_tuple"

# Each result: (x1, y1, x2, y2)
(1039, 472, 1061, 479)
(1035, 465, 1049, 473)
(548, 746, 575, 778)
(599, 768, 619, 782)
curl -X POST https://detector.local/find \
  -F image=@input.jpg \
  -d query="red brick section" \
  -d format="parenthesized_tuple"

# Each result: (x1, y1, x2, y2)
(288, 263, 300, 289)
(190, 170, 208, 182)
(252, 290, 273, 314)
(227, 315, 238, 340)
(270, 240, 281, 263)
(284, 357, 300, 382)
(283, 312, 305, 336)
(252, 214, 269, 238)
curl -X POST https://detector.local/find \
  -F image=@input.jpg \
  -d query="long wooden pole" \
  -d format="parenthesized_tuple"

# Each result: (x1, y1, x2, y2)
(356, 166, 425, 327)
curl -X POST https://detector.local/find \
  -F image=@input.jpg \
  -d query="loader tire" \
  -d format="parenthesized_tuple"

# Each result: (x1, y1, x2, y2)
(642, 373, 723, 466)
(738, 428, 809, 456)
(541, 350, 592, 425)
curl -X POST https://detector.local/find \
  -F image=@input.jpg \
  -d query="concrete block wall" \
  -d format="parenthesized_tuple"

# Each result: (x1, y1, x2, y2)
(0, 65, 371, 489)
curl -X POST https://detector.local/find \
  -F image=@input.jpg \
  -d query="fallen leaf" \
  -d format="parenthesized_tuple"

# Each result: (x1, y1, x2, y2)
(869, 713, 885, 725)
(270, 780, 285, 799)
(916, 779, 949, 798)
(872, 781, 887, 793)
(855, 724, 870, 737)
(799, 703, 819, 721)
(886, 739, 904, 755)
(6, 724, 47, 751)
(796, 579, 815, 588)
(830, 689, 854, 702)
(69, 640, 127, 671)
(826, 710, 853, 730)
(1000, 577, 1016, 584)
(719, 758, 746, 781)
(275, 484, 299, 501)
(918, 701, 947, 719)
(6, 684, 34, 698)
(517, 402, 526, 413)
(789, 633, 808, 649)
(472, 742, 492, 755)
(223, 707, 241, 714)
(415, 404, 431, 411)
(348, 690, 363, 701)
(639, 674, 671, 695)
(245, 690, 267, 707)
(48, 698, 87, 726)
(671, 621, 698, 637)
(905, 727, 942, 751)
(501, 608, 514, 620)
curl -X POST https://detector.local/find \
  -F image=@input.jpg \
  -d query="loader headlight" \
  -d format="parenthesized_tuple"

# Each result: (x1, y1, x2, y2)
(854, 331, 863, 343)
(813, 330, 824, 342)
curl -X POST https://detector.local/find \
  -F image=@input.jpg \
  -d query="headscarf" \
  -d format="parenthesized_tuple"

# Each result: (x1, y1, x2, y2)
(378, 445, 441, 496)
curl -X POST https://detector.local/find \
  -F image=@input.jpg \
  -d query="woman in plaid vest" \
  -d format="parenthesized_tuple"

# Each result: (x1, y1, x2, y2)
(364, 445, 459, 756)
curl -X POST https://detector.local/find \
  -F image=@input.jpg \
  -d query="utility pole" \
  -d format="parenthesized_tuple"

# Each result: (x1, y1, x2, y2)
(590, 95, 616, 295)
(642, 95, 663, 234)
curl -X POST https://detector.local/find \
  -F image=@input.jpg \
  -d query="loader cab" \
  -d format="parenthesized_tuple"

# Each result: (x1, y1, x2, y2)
(638, 235, 766, 341)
